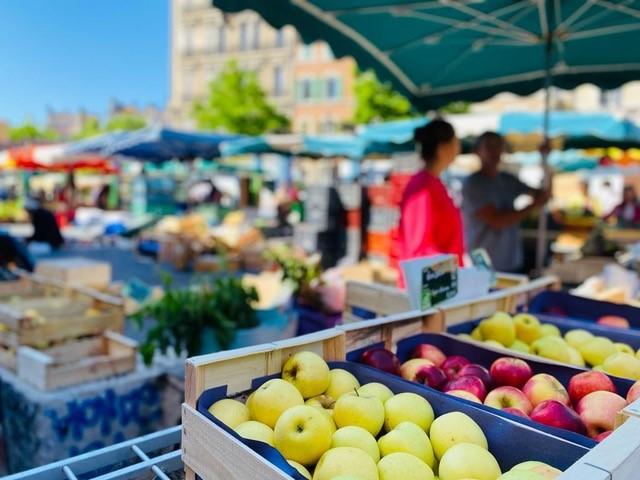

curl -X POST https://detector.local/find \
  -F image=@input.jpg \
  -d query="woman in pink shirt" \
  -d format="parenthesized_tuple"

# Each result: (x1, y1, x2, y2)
(393, 119, 464, 286)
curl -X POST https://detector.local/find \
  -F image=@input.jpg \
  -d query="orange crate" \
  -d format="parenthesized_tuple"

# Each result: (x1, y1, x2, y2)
(366, 231, 392, 256)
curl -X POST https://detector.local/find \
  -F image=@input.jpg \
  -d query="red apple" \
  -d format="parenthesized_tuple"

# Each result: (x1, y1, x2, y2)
(568, 371, 617, 405)
(523, 373, 570, 407)
(441, 355, 471, 380)
(490, 357, 533, 389)
(446, 389, 481, 404)
(595, 431, 613, 442)
(444, 375, 487, 401)
(412, 343, 446, 367)
(502, 407, 529, 418)
(597, 315, 630, 329)
(577, 391, 628, 439)
(484, 386, 533, 415)
(399, 358, 434, 381)
(415, 364, 448, 390)
(459, 363, 493, 389)
(361, 348, 401, 375)
(530, 400, 586, 435)
(627, 380, 640, 404)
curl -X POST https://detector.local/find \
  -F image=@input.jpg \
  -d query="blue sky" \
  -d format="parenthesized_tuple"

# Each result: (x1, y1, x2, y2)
(0, 0, 169, 126)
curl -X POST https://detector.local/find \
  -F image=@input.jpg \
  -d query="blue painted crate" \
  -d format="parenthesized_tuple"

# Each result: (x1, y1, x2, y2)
(529, 290, 640, 329)
(198, 361, 590, 480)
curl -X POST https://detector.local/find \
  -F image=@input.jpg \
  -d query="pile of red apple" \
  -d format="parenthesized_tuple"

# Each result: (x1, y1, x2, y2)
(361, 344, 640, 441)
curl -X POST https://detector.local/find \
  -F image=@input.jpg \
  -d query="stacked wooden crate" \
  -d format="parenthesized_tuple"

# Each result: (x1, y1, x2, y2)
(338, 183, 363, 262)
(0, 274, 135, 390)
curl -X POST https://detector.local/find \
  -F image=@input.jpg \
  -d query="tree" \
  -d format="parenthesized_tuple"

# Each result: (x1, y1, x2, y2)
(353, 70, 413, 124)
(73, 117, 103, 139)
(9, 122, 58, 143)
(440, 101, 471, 114)
(106, 113, 146, 132)
(193, 60, 289, 135)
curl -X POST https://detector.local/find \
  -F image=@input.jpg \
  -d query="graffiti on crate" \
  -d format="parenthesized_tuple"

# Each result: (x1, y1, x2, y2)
(44, 383, 162, 454)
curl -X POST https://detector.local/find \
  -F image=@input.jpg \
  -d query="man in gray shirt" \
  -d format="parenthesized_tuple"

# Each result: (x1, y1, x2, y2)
(462, 132, 549, 273)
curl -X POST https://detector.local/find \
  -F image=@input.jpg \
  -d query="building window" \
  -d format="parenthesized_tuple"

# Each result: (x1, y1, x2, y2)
(184, 70, 194, 99)
(273, 66, 284, 96)
(298, 44, 313, 61)
(313, 78, 325, 100)
(184, 29, 193, 55)
(321, 117, 336, 133)
(326, 77, 342, 99)
(276, 29, 285, 48)
(253, 21, 261, 49)
(218, 25, 226, 52)
(240, 22, 248, 51)
(323, 44, 334, 60)
(297, 78, 313, 101)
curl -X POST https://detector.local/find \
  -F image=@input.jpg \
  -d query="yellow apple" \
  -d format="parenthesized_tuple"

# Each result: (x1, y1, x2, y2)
(540, 324, 561, 338)
(282, 351, 330, 399)
(384, 392, 434, 432)
(208, 399, 250, 428)
(378, 421, 436, 469)
(509, 340, 530, 354)
(513, 313, 542, 344)
(530, 337, 570, 363)
(274, 405, 333, 465)
(471, 326, 484, 341)
(439, 442, 501, 480)
(458, 333, 473, 341)
(429, 412, 488, 460)
(234, 421, 274, 446)
(249, 378, 304, 428)
(578, 337, 617, 367)
(479, 312, 516, 347)
(357, 382, 394, 404)
(325, 369, 360, 399)
(567, 346, 585, 367)
(332, 426, 380, 462)
(287, 460, 311, 479)
(637, 348, 640, 360)
(602, 352, 640, 379)
(511, 461, 562, 478)
(334, 392, 385, 436)
(485, 339, 506, 349)
(305, 397, 337, 433)
(564, 329, 594, 349)
(313, 447, 379, 480)
(614, 342, 635, 355)
(378, 452, 435, 480)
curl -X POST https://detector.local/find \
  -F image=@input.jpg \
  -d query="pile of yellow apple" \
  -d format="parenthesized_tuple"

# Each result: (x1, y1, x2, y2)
(208, 350, 562, 480)
(461, 312, 640, 380)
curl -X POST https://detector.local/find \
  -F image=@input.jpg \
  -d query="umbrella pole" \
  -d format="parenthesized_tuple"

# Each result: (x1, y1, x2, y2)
(535, 40, 553, 274)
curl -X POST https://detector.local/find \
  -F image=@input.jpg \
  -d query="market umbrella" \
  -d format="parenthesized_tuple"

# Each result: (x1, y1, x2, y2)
(102, 127, 239, 161)
(213, 0, 640, 269)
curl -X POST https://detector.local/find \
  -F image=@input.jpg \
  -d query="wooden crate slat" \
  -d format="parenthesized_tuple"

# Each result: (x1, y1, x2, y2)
(182, 404, 289, 480)
(41, 336, 104, 363)
(345, 280, 410, 317)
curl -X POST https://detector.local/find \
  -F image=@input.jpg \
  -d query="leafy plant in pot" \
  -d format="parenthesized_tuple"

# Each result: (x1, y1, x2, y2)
(131, 275, 259, 365)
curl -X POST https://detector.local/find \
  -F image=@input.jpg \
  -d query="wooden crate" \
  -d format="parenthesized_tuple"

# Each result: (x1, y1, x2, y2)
(182, 309, 640, 480)
(545, 257, 612, 285)
(344, 274, 556, 324)
(0, 279, 124, 370)
(16, 330, 137, 390)
(35, 257, 112, 289)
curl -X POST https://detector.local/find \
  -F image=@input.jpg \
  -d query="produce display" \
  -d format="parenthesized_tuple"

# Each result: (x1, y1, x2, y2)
(359, 337, 640, 441)
(206, 351, 566, 480)
(456, 312, 640, 379)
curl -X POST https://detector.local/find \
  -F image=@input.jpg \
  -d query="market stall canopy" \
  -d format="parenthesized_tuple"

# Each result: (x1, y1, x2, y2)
(213, 0, 640, 109)
(101, 127, 240, 161)
(500, 112, 640, 149)
(220, 134, 304, 157)
(0, 144, 116, 172)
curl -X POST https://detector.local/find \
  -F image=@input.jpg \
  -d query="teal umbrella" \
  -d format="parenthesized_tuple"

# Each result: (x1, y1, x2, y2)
(213, 0, 640, 271)
(213, 1, 640, 110)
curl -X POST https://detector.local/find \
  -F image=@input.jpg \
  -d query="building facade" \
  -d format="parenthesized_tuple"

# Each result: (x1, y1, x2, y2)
(168, 0, 356, 132)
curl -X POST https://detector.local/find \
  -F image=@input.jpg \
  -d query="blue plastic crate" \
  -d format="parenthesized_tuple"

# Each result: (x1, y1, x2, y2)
(197, 361, 590, 480)
(529, 290, 640, 329)
(348, 333, 634, 446)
